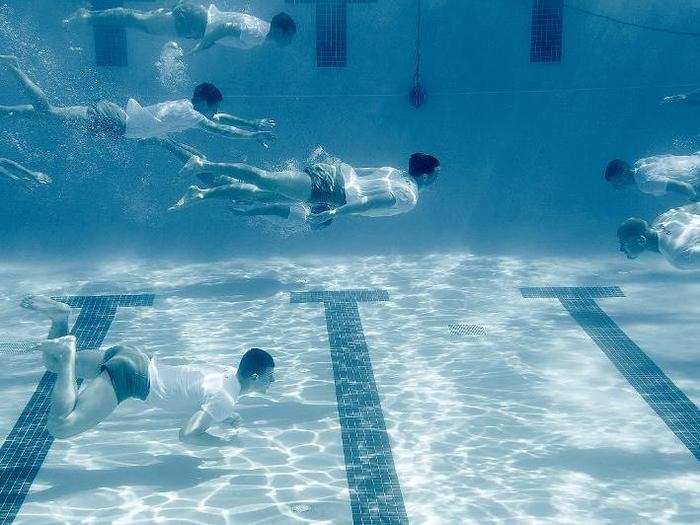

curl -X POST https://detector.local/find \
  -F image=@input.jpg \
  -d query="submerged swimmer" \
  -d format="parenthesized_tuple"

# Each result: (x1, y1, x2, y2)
(617, 202, 700, 270)
(177, 148, 441, 225)
(22, 295, 276, 443)
(605, 155, 699, 202)
(65, 3, 296, 54)
(0, 56, 273, 144)
(0, 158, 51, 187)
(161, 140, 334, 228)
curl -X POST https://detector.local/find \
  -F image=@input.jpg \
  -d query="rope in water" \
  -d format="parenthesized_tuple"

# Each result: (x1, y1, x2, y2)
(563, 3, 700, 38)
(218, 82, 700, 100)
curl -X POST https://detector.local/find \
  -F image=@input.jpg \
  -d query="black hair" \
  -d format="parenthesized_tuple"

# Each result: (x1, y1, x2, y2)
(270, 12, 297, 38)
(617, 217, 648, 242)
(409, 153, 440, 177)
(238, 348, 275, 379)
(192, 82, 223, 107)
(605, 159, 631, 181)
(172, 2, 208, 40)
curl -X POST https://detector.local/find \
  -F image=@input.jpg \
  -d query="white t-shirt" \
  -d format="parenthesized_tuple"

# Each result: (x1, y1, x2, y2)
(146, 357, 240, 422)
(205, 5, 270, 49)
(633, 154, 700, 196)
(124, 99, 206, 139)
(342, 166, 419, 217)
(652, 202, 700, 270)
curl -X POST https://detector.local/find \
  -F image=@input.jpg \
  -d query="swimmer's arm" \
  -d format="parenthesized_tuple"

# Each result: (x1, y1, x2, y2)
(198, 119, 274, 146)
(179, 409, 229, 445)
(310, 194, 396, 224)
(666, 180, 698, 201)
(213, 113, 275, 131)
(188, 23, 240, 55)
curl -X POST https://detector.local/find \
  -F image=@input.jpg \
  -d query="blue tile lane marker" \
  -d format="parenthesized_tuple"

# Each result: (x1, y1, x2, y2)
(285, 0, 377, 67)
(0, 294, 155, 524)
(91, 0, 128, 67)
(291, 290, 409, 525)
(521, 286, 700, 460)
(530, 0, 563, 63)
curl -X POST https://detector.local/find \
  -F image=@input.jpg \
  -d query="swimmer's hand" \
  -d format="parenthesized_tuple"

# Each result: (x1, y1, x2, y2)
(221, 413, 243, 428)
(254, 131, 275, 148)
(307, 208, 337, 227)
(255, 118, 276, 131)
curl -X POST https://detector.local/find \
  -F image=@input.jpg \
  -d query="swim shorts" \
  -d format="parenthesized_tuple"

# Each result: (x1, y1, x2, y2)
(100, 345, 151, 403)
(304, 163, 347, 207)
(172, 1, 208, 39)
(87, 100, 127, 138)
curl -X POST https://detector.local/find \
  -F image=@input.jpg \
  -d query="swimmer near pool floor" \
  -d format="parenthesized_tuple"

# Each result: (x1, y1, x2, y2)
(0, 254, 697, 524)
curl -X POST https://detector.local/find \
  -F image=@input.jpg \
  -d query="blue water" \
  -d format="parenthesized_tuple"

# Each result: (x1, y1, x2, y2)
(0, 1, 699, 524)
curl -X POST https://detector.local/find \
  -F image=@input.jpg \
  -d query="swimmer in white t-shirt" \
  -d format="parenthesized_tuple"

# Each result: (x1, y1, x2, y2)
(605, 156, 699, 202)
(65, 3, 296, 53)
(177, 148, 440, 224)
(160, 140, 335, 228)
(0, 57, 273, 146)
(21, 295, 276, 444)
(617, 203, 700, 270)
(125, 82, 274, 145)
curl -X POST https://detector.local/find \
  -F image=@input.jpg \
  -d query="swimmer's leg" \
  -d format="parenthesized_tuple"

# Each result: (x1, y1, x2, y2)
(0, 158, 51, 186)
(21, 295, 70, 339)
(169, 182, 289, 211)
(0, 104, 36, 118)
(0, 56, 53, 114)
(40, 336, 118, 438)
(181, 156, 312, 202)
(158, 138, 207, 163)
(64, 7, 173, 35)
(20, 294, 109, 381)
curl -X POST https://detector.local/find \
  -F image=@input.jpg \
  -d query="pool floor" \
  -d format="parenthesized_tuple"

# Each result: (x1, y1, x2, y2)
(0, 253, 697, 524)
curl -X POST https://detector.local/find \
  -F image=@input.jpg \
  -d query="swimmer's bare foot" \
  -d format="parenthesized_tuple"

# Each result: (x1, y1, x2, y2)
(0, 55, 19, 69)
(63, 8, 90, 27)
(38, 335, 76, 373)
(169, 186, 205, 211)
(661, 94, 686, 105)
(179, 155, 205, 178)
(31, 171, 52, 186)
(21, 295, 70, 321)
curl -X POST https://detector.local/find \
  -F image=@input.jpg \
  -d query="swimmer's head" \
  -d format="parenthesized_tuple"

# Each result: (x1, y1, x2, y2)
(192, 82, 223, 117)
(617, 217, 650, 259)
(409, 153, 440, 188)
(237, 347, 275, 394)
(172, 1, 208, 40)
(268, 13, 296, 47)
(605, 159, 634, 189)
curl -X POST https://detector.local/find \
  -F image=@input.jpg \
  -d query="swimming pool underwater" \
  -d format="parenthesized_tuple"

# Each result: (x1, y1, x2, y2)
(0, 253, 697, 524)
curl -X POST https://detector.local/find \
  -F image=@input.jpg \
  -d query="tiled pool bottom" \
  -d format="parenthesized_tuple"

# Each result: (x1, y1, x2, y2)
(0, 253, 697, 524)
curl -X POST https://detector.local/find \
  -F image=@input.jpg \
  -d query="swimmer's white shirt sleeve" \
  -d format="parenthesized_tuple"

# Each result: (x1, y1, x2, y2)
(633, 158, 669, 196)
(124, 99, 205, 139)
(653, 204, 700, 270)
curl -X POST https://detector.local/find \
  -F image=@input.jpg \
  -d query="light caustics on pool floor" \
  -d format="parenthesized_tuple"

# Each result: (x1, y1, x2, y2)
(0, 255, 697, 524)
